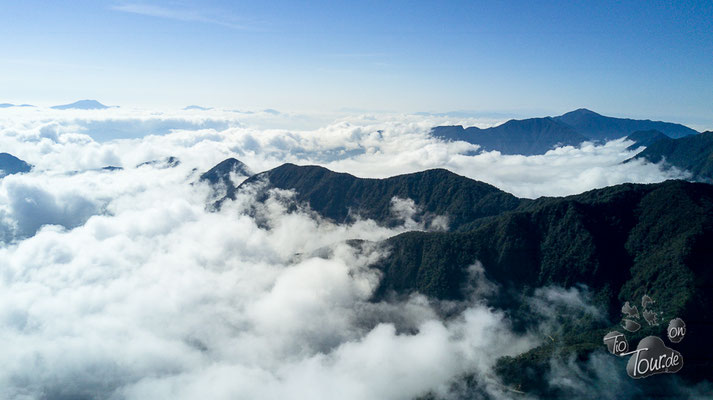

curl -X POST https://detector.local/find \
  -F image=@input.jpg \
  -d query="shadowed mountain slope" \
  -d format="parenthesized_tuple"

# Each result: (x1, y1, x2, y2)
(629, 131, 713, 182)
(233, 163, 525, 230)
(431, 117, 587, 155)
(223, 161, 713, 393)
(554, 108, 698, 140)
(199, 158, 254, 200)
(372, 179, 713, 391)
(625, 129, 671, 150)
(431, 109, 698, 155)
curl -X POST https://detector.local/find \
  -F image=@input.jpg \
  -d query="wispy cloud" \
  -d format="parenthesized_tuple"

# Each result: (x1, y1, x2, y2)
(111, 3, 250, 30)
(327, 52, 389, 59)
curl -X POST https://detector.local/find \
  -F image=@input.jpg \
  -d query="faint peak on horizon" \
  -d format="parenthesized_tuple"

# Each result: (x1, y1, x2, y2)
(51, 100, 114, 110)
(183, 105, 213, 111)
(0, 103, 35, 108)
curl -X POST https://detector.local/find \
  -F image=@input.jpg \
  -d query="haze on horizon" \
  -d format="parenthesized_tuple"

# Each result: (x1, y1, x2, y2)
(1, 0, 712, 129)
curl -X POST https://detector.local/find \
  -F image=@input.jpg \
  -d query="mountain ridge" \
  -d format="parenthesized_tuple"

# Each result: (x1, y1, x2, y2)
(625, 129, 671, 150)
(628, 131, 713, 182)
(374, 178, 713, 392)
(431, 108, 699, 155)
(555, 108, 698, 140)
(232, 163, 525, 230)
(431, 117, 588, 155)
(216, 161, 713, 393)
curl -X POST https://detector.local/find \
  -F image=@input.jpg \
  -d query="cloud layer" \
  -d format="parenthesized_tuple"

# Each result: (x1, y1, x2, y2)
(0, 177, 534, 399)
(0, 106, 694, 398)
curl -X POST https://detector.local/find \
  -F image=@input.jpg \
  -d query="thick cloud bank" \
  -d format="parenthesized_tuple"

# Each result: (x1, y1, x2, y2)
(0, 107, 693, 399)
(0, 177, 533, 399)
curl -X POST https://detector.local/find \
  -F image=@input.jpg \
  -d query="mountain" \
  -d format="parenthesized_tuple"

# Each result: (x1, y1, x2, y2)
(200, 158, 254, 200)
(629, 131, 713, 182)
(183, 105, 212, 111)
(555, 108, 698, 140)
(0, 153, 32, 176)
(232, 163, 525, 230)
(374, 179, 713, 393)
(625, 129, 671, 150)
(51, 99, 111, 110)
(432, 109, 698, 155)
(136, 156, 181, 169)
(431, 117, 588, 155)
(0, 103, 34, 108)
(227, 163, 713, 395)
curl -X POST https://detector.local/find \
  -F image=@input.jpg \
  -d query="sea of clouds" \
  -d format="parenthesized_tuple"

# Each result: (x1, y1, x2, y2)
(0, 107, 696, 399)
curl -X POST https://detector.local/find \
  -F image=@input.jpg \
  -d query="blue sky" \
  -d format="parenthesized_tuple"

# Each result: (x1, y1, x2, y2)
(1, 0, 712, 127)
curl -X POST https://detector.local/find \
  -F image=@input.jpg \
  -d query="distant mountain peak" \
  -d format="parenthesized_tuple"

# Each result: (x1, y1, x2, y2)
(431, 116, 586, 155)
(431, 109, 697, 155)
(0, 153, 32, 177)
(554, 109, 697, 140)
(51, 99, 112, 110)
(183, 105, 212, 111)
(0, 103, 34, 108)
(564, 108, 601, 116)
(136, 156, 181, 169)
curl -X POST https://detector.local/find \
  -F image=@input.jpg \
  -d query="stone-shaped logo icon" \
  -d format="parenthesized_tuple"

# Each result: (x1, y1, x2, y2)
(619, 294, 662, 331)
(603, 331, 629, 356)
(621, 318, 641, 332)
(643, 309, 659, 326)
(667, 318, 686, 343)
(624, 336, 683, 379)
(622, 301, 640, 319)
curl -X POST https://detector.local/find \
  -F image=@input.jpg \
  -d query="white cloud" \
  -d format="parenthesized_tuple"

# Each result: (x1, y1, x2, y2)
(0, 106, 694, 398)
(0, 106, 686, 199)
(111, 3, 251, 30)
(0, 176, 536, 398)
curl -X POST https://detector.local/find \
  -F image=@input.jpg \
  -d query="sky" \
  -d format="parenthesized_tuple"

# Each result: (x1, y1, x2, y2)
(0, 3, 711, 396)
(1, 0, 712, 128)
